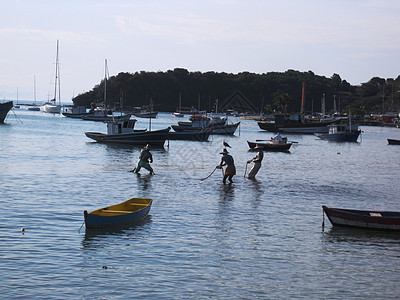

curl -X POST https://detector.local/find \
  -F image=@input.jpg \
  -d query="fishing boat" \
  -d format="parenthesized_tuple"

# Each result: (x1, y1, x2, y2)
(166, 129, 211, 141)
(388, 138, 400, 145)
(40, 40, 62, 114)
(315, 123, 361, 142)
(133, 110, 158, 118)
(85, 118, 170, 146)
(257, 113, 338, 134)
(172, 113, 239, 135)
(62, 106, 89, 118)
(247, 138, 293, 152)
(322, 206, 400, 231)
(84, 197, 152, 229)
(0, 101, 13, 123)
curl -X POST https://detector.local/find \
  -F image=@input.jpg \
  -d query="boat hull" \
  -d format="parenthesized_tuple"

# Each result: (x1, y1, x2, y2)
(247, 140, 292, 151)
(0, 101, 13, 123)
(81, 114, 131, 122)
(166, 130, 210, 141)
(258, 121, 330, 134)
(388, 138, 400, 145)
(172, 122, 240, 135)
(84, 198, 152, 229)
(40, 104, 61, 113)
(85, 127, 171, 146)
(323, 206, 400, 231)
(315, 130, 361, 142)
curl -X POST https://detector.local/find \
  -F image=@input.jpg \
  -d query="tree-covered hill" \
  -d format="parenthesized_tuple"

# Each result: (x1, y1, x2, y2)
(72, 68, 400, 115)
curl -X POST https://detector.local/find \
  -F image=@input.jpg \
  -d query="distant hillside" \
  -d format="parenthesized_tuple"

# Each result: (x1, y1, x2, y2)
(72, 68, 400, 115)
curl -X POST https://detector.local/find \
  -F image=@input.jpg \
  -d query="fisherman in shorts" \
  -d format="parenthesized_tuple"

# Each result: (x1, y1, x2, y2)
(216, 148, 236, 184)
(247, 146, 264, 179)
(132, 144, 154, 174)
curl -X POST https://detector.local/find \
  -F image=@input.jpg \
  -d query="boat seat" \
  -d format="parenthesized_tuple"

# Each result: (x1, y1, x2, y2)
(102, 210, 131, 214)
(128, 203, 149, 207)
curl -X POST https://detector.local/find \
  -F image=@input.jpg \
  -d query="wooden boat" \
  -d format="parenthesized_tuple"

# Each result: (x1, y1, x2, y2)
(388, 138, 400, 145)
(0, 101, 13, 123)
(133, 110, 158, 118)
(315, 123, 361, 142)
(322, 206, 400, 231)
(166, 129, 211, 141)
(257, 113, 339, 134)
(85, 118, 170, 146)
(247, 139, 292, 151)
(84, 197, 152, 229)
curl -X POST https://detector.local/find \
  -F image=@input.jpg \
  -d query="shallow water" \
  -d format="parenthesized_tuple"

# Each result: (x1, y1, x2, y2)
(1, 109, 400, 299)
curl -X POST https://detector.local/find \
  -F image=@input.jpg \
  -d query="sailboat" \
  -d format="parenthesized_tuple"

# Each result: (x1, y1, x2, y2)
(81, 59, 131, 121)
(26, 76, 40, 111)
(40, 40, 62, 113)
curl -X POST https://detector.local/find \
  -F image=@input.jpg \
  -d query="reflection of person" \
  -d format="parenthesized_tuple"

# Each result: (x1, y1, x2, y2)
(217, 148, 236, 184)
(247, 146, 263, 179)
(272, 132, 282, 141)
(133, 144, 154, 174)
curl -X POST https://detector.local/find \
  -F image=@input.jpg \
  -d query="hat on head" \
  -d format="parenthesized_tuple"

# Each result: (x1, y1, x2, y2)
(219, 148, 229, 154)
(254, 145, 263, 150)
(144, 144, 150, 149)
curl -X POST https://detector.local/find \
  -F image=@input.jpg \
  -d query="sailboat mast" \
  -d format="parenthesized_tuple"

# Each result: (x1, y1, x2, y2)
(54, 40, 59, 105)
(34, 75, 36, 105)
(104, 59, 108, 109)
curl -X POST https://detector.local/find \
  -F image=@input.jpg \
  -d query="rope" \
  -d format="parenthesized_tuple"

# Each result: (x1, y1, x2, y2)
(200, 166, 218, 181)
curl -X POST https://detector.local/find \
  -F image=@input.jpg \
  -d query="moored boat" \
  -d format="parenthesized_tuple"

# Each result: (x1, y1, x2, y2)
(388, 138, 400, 145)
(0, 101, 13, 123)
(85, 118, 170, 146)
(315, 123, 361, 142)
(247, 138, 292, 152)
(166, 129, 211, 141)
(258, 113, 338, 134)
(84, 197, 152, 229)
(322, 206, 400, 231)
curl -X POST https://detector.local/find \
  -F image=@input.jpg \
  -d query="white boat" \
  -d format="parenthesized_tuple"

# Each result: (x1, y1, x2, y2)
(40, 41, 62, 114)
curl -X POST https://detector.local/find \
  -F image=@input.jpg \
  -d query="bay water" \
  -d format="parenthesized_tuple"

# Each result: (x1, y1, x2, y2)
(1, 109, 399, 299)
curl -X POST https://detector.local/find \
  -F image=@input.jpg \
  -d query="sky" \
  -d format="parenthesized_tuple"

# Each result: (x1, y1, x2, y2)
(1, 0, 399, 103)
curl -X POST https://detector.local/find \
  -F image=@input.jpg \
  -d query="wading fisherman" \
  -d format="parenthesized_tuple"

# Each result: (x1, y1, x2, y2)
(132, 144, 154, 175)
(247, 146, 263, 179)
(216, 148, 236, 184)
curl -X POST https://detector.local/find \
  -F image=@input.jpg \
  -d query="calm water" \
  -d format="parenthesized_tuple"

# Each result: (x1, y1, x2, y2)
(1, 109, 400, 299)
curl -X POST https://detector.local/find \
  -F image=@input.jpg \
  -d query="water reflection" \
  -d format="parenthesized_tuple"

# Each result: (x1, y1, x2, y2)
(321, 226, 400, 245)
(82, 215, 152, 248)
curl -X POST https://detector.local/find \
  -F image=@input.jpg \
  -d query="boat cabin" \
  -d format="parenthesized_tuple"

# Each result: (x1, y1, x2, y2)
(328, 123, 359, 134)
(106, 119, 137, 134)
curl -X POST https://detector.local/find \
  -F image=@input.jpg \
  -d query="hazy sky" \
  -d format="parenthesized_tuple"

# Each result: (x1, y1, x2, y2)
(1, 0, 399, 103)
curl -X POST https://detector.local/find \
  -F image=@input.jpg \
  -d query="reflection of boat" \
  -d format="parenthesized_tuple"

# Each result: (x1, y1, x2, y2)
(0, 101, 13, 123)
(84, 197, 152, 229)
(247, 138, 292, 151)
(85, 119, 170, 146)
(323, 206, 400, 231)
(388, 138, 400, 145)
(40, 40, 62, 114)
(315, 123, 361, 142)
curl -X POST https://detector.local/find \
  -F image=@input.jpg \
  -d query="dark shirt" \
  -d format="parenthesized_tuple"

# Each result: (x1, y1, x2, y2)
(139, 149, 153, 163)
(220, 154, 234, 167)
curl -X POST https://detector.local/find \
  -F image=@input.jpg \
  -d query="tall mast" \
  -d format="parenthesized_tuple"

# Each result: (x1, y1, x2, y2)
(104, 59, 108, 109)
(54, 40, 59, 105)
(34, 75, 36, 105)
